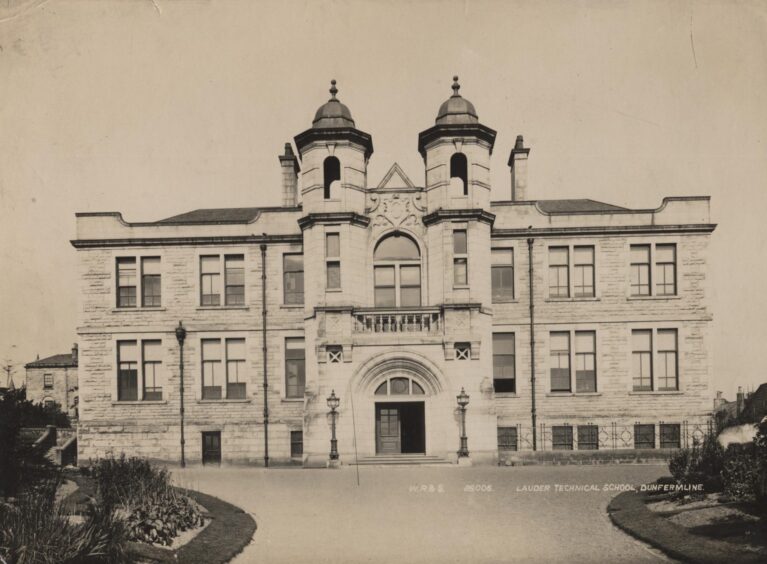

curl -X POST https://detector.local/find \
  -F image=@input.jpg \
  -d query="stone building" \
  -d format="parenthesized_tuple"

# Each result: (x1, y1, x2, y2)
(24, 344, 79, 418)
(72, 78, 715, 466)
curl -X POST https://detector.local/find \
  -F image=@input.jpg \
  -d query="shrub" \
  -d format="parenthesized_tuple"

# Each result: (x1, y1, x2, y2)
(667, 433, 725, 493)
(89, 455, 204, 546)
(755, 418, 767, 501)
(0, 478, 129, 564)
(722, 442, 760, 501)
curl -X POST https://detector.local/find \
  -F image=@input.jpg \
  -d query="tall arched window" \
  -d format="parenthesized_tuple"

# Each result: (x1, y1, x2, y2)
(374, 233, 421, 307)
(450, 153, 468, 196)
(323, 156, 341, 200)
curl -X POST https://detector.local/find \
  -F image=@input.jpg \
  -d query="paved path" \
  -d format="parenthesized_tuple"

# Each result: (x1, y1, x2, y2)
(176, 464, 673, 564)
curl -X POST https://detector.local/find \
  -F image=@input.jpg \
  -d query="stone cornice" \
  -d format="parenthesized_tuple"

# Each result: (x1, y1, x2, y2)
(297, 212, 370, 230)
(417, 123, 497, 158)
(491, 224, 717, 238)
(294, 127, 374, 160)
(422, 208, 496, 227)
(70, 234, 302, 249)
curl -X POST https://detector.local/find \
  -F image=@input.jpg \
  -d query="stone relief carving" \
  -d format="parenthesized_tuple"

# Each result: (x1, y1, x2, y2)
(368, 193, 425, 230)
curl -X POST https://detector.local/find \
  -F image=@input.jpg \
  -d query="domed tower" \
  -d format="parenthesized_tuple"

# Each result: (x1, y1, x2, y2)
(294, 80, 373, 215)
(418, 76, 496, 212)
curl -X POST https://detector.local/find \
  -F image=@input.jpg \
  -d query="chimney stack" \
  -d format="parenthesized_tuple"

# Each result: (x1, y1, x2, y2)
(508, 135, 530, 201)
(279, 143, 300, 207)
(736, 386, 744, 415)
(72, 343, 78, 365)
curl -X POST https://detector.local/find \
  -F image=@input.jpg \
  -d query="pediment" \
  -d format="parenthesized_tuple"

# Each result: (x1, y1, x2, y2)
(375, 162, 416, 190)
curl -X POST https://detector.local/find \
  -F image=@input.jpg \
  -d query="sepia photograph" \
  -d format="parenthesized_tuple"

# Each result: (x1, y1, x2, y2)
(1, 1, 766, 562)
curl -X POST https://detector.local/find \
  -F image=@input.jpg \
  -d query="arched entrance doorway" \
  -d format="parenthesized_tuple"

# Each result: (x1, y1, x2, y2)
(374, 376, 426, 454)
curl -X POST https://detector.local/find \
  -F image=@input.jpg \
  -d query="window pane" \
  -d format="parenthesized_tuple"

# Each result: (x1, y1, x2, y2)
(494, 378, 516, 393)
(552, 426, 573, 450)
(326, 233, 340, 257)
(575, 332, 595, 353)
(573, 246, 593, 265)
(284, 254, 303, 272)
(632, 330, 652, 352)
(374, 235, 420, 260)
(655, 244, 675, 263)
(390, 377, 409, 394)
(453, 230, 467, 254)
(657, 329, 677, 351)
(327, 261, 341, 289)
(493, 333, 515, 355)
(454, 258, 468, 285)
(202, 339, 221, 360)
(374, 265, 395, 286)
(201, 256, 219, 274)
(227, 338, 245, 360)
(225, 256, 244, 284)
(412, 381, 425, 395)
(118, 341, 137, 362)
(550, 332, 570, 353)
(400, 265, 421, 286)
(143, 340, 161, 362)
(498, 427, 518, 450)
(375, 288, 396, 307)
(286, 337, 305, 352)
(142, 257, 161, 275)
(577, 425, 599, 450)
(491, 248, 513, 265)
(630, 245, 650, 264)
(400, 287, 421, 307)
(549, 247, 568, 266)
(374, 382, 388, 395)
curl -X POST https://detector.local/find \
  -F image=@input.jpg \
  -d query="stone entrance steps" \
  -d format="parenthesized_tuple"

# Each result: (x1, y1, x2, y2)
(348, 454, 453, 466)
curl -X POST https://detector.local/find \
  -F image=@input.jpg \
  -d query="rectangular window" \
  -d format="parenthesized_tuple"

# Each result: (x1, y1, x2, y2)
(655, 244, 677, 296)
(656, 329, 678, 391)
(552, 425, 574, 450)
(548, 247, 569, 297)
(454, 342, 471, 360)
(497, 427, 518, 451)
(283, 254, 304, 305)
(630, 245, 651, 296)
(201, 339, 223, 399)
(573, 246, 595, 297)
(550, 332, 571, 392)
(285, 337, 305, 398)
(374, 266, 396, 307)
(226, 338, 246, 399)
(141, 257, 161, 307)
(116, 258, 137, 308)
(326, 233, 341, 290)
(491, 248, 514, 301)
(290, 430, 303, 458)
(574, 331, 597, 393)
(492, 333, 516, 393)
(225, 255, 245, 306)
(577, 425, 599, 450)
(632, 330, 653, 391)
(327, 345, 343, 363)
(200, 256, 222, 306)
(634, 424, 655, 449)
(453, 230, 468, 286)
(117, 340, 138, 401)
(399, 265, 422, 307)
(142, 340, 163, 401)
(660, 423, 681, 449)
(43, 373, 53, 389)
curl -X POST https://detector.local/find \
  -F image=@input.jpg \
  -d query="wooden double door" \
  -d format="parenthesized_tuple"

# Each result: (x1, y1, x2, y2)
(202, 431, 221, 465)
(375, 402, 425, 454)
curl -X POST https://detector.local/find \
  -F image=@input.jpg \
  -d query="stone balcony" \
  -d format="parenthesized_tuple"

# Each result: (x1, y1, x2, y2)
(352, 307, 442, 334)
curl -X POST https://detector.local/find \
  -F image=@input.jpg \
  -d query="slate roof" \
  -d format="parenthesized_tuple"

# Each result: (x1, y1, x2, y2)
(535, 199, 629, 213)
(26, 353, 77, 369)
(157, 206, 296, 225)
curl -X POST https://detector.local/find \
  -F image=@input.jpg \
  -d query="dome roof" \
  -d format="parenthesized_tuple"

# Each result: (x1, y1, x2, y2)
(435, 76, 478, 125)
(312, 80, 356, 129)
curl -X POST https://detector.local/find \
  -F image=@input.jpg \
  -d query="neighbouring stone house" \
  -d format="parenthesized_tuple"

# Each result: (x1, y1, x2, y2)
(72, 78, 715, 466)
(24, 344, 79, 418)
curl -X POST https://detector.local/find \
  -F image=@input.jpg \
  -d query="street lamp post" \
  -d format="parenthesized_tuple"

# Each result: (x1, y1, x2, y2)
(457, 387, 470, 458)
(175, 321, 187, 468)
(327, 389, 340, 461)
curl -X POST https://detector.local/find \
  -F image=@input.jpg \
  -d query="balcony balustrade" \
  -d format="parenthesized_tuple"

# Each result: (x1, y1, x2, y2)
(352, 308, 442, 334)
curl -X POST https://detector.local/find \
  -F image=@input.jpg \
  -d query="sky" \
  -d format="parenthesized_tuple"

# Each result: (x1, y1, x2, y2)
(1, 0, 765, 399)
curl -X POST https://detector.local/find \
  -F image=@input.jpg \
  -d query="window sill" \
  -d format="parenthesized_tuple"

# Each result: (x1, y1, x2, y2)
(546, 392, 602, 397)
(111, 400, 168, 405)
(196, 306, 250, 311)
(545, 297, 599, 303)
(282, 398, 304, 403)
(627, 295, 681, 301)
(494, 393, 519, 398)
(196, 399, 252, 404)
(112, 307, 167, 313)
(325, 288, 343, 293)
(492, 298, 518, 304)
(629, 390, 683, 395)
(453, 285, 470, 290)
(281, 304, 304, 309)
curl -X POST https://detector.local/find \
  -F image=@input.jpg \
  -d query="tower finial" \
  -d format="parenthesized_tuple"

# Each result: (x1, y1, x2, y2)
(329, 79, 338, 100)
(452, 75, 460, 96)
